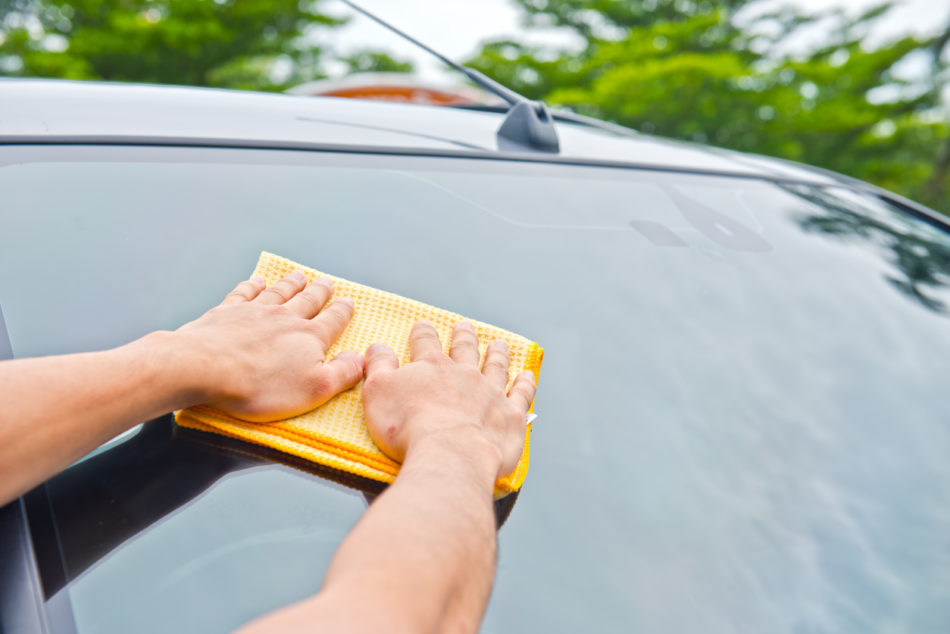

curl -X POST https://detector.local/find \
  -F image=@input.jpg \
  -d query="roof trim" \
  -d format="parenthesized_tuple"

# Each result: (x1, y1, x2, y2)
(0, 134, 847, 186)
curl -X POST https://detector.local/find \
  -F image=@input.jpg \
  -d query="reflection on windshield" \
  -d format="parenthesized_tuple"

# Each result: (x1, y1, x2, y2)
(28, 418, 365, 597)
(787, 185, 950, 313)
(29, 417, 517, 600)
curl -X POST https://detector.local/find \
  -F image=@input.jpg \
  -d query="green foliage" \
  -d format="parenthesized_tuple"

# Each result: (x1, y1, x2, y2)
(469, 0, 950, 215)
(0, 0, 417, 89)
(0, 0, 343, 89)
(339, 50, 413, 74)
(509, 0, 747, 35)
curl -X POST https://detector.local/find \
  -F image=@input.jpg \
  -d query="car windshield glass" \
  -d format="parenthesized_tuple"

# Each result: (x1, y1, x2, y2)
(2, 145, 950, 634)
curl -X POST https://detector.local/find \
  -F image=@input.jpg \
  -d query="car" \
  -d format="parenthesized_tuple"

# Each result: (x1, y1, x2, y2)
(1, 77, 949, 634)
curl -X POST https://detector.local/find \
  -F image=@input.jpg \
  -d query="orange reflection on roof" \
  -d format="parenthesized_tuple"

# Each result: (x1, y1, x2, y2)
(287, 73, 496, 107)
(318, 85, 475, 106)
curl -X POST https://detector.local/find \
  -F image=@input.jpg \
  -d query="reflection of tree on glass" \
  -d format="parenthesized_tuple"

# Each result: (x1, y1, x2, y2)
(27, 417, 366, 597)
(784, 184, 950, 313)
(28, 416, 519, 598)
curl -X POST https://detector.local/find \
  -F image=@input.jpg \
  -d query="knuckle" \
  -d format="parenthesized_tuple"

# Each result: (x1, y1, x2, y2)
(325, 309, 347, 329)
(516, 373, 535, 391)
(485, 356, 508, 371)
(362, 372, 389, 397)
(450, 339, 473, 354)
(296, 291, 321, 311)
(263, 286, 290, 301)
(460, 364, 482, 381)
(453, 325, 475, 339)
(311, 370, 333, 397)
(228, 281, 254, 297)
(333, 301, 353, 317)
(414, 322, 438, 336)
(263, 303, 290, 319)
(307, 281, 331, 298)
(362, 373, 380, 392)
(487, 349, 509, 366)
(275, 277, 304, 296)
(366, 346, 387, 363)
(311, 323, 329, 342)
(417, 330, 438, 343)
(339, 353, 363, 378)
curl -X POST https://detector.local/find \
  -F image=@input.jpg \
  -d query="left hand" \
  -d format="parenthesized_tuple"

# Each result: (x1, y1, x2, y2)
(361, 320, 536, 479)
(172, 270, 364, 421)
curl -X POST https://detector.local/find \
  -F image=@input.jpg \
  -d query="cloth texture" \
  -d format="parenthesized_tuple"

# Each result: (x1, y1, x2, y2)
(176, 251, 543, 498)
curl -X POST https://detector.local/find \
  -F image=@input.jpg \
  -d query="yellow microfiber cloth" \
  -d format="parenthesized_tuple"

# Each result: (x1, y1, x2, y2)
(176, 252, 543, 498)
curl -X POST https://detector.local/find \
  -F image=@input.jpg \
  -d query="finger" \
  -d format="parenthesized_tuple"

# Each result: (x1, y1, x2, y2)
(410, 320, 444, 362)
(365, 342, 399, 378)
(508, 371, 537, 415)
(258, 270, 307, 305)
(285, 277, 334, 318)
(311, 298, 355, 348)
(221, 277, 265, 306)
(314, 350, 365, 401)
(481, 339, 511, 387)
(449, 321, 480, 366)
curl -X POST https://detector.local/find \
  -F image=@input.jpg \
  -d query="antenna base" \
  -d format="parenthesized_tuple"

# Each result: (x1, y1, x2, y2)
(497, 101, 561, 154)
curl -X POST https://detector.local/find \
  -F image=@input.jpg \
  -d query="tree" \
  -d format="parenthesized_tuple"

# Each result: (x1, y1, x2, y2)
(0, 0, 343, 90)
(789, 183, 950, 313)
(339, 50, 413, 75)
(467, 0, 950, 215)
(922, 20, 950, 204)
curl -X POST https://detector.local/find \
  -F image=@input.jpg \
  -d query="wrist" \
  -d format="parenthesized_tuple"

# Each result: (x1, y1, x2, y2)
(129, 330, 212, 410)
(404, 423, 503, 485)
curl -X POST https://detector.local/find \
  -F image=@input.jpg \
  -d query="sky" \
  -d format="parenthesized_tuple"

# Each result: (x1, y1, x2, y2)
(318, 0, 950, 83)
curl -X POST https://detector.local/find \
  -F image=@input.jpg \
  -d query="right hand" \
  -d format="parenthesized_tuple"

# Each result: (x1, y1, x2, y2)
(361, 320, 536, 479)
(172, 271, 364, 422)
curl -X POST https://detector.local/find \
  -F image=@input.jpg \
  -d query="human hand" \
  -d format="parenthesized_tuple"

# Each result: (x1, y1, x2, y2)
(173, 271, 364, 422)
(362, 320, 536, 479)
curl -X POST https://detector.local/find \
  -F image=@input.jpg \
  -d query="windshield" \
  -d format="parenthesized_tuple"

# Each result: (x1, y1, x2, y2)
(2, 145, 949, 634)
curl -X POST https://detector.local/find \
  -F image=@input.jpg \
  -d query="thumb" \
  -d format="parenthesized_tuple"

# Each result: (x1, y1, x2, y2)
(364, 342, 399, 378)
(314, 350, 365, 402)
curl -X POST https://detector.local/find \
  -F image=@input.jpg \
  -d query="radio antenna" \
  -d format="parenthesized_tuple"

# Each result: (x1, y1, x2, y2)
(335, 0, 560, 153)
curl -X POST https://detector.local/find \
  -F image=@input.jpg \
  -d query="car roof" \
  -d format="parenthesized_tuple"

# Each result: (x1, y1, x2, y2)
(0, 78, 842, 185)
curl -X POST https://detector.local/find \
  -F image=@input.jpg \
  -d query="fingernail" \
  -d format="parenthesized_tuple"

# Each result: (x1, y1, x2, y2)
(337, 349, 364, 364)
(336, 297, 354, 307)
(367, 342, 390, 355)
(491, 340, 508, 352)
(457, 321, 474, 331)
(290, 270, 306, 282)
(317, 276, 334, 289)
(251, 276, 265, 285)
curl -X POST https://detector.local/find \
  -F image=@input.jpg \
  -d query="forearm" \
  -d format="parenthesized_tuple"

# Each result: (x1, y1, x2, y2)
(0, 271, 365, 507)
(239, 430, 501, 634)
(323, 432, 500, 632)
(0, 331, 199, 505)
